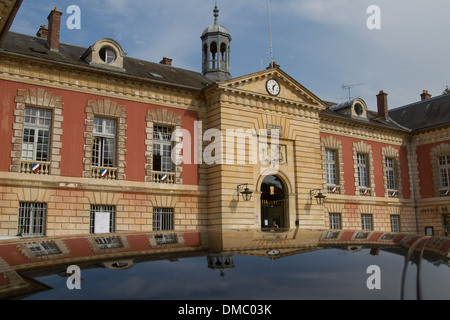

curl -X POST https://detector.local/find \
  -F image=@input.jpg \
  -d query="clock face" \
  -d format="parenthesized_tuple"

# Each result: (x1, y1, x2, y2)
(266, 79, 280, 96)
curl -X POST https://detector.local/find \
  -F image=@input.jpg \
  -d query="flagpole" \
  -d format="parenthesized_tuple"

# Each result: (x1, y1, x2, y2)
(267, 0, 274, 68)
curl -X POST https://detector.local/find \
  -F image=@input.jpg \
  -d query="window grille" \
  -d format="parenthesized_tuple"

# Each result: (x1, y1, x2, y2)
(329, 213, 341, 230)
(153, 208, 174, 231)
(18, 202, 46, 236)
(94, 236, 122, 249)
(90, 205, 115, 234)
(26, 241, 60, 256)
(154, 233, 178, 245)
(390, 215, 400, 232)
(361, 214, 373, 231)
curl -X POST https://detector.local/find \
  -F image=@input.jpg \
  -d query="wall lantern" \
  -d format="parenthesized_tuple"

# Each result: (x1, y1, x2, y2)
(237, 184, 253, 202)
(310, 189, 326, 205)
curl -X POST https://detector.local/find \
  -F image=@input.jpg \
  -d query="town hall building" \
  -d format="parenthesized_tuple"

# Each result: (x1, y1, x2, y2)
(0, 3, 449, 240)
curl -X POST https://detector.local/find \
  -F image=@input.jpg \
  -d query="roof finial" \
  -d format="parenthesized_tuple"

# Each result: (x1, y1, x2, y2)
(213, 2, 219, 24)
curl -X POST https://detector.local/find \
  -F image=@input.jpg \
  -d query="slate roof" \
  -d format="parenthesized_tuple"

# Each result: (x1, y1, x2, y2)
(389, 94, 450, 132)
(0, 32, 215, 91)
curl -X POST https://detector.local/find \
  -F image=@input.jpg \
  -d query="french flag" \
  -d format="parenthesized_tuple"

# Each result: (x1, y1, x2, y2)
(331, 186, 337, 193)
(100, 169, 108, 177)
(32, 163, 40, 173)
(161, 174, 167, 182)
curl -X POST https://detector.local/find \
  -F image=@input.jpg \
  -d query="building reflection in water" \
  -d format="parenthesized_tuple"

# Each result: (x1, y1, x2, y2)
(0, 229, 449, 300)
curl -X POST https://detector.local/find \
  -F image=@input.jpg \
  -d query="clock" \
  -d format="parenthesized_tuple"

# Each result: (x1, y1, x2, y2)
(266, 79, 280, 96)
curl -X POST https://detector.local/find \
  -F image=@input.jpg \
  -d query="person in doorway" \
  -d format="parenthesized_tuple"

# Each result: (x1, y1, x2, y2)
(272, 220, 279, 229)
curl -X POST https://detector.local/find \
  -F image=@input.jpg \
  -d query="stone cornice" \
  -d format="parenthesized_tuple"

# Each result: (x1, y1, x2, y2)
(320, 116, 408, 145)
(0, 51, 207, 111)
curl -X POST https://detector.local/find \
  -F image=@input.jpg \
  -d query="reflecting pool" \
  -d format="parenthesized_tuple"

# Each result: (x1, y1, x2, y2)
(0, 230, 449, 300)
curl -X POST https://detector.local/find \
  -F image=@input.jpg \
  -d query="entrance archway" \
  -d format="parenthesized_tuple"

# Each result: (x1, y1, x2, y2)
(260, 175, 288, 231)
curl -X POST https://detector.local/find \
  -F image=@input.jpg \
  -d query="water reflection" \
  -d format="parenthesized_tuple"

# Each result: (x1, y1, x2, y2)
(0, 230, 448, 300)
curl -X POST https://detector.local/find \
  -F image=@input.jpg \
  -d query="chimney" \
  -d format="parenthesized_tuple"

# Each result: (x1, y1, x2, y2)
(420, 90, 432, 101)
(376, 90, 389, 120)
(47, 7, 62, 51)
(159, 57, 173, 66)
(36, 25, 48, 39)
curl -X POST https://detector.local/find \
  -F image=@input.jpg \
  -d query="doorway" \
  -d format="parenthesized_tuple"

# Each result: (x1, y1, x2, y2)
(444, 214, 450, 237)
(261, 175, 288, 231)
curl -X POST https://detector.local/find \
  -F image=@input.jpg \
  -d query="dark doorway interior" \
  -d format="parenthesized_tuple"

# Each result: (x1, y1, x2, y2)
(261, 175, 287, 231)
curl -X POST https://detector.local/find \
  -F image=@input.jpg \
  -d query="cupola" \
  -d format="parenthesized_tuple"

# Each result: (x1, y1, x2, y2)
(201, 3, 232, 82)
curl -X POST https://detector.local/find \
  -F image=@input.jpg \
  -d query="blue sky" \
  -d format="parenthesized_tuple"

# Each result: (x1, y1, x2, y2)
(9, 0, 450, 110)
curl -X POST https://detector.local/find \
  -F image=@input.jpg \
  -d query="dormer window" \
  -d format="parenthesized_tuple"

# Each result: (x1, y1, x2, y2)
(354, 103, 364, 116)
(81, 38, 126, 70)
(99, 47, 116, 64)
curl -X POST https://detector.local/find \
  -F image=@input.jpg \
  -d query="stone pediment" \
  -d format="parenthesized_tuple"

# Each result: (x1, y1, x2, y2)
(218, 68, 326, 110)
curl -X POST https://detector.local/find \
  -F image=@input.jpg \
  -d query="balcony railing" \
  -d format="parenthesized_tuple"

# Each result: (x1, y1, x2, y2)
(91, 166, 117, 180)
(327, 185, 341, 194)
(152, 171, 175, 184)
(20, 160, 51, 175)
(388, 189, 399, 198)
(358, 187, 372, 196)
(439, 188, 450, 197)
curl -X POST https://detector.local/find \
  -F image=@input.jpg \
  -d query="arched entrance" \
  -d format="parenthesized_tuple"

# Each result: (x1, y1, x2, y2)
(260, 175, 288, 231)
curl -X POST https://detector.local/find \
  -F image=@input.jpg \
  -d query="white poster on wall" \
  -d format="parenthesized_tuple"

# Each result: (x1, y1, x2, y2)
(94, 211, 110, 234)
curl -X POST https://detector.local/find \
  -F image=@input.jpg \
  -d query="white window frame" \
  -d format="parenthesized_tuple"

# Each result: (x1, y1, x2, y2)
(385, 157, 396, 190)
(92, 117, 117, 168)
(439, 155, 450, 188)
(361, 214, 373, 231)
(329, 213, 341, 230)
(153, 125, 173, 173)
(357, 154, 368, 187)
(325, 149, 337, 186)
(390, 215, 400, 232)
(22, 107, 52, 162)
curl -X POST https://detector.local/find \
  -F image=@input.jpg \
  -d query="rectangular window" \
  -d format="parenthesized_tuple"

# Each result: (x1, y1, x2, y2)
(357, 154, 368, 187)
(94, 236, 122, 249)
(439, 155, 450, 188)
(329, 213, 341, 230)
(90, 205, 115, 234)
(325, 149, 337, 185)
(153, 126, 173, 172)
(92, 118, 116, 168)
(26, 241, 60, 256)
(386, 157, 396, 190)
(18, 202, 46, 236)
(390, 215, 400, 232)
(153, 207, 174, 231)
(22, 107, 52, 162)
(361, 214, 373, 231)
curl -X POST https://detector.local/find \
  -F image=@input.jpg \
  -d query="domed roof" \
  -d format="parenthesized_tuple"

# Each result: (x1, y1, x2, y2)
(202, 23, 230, 37)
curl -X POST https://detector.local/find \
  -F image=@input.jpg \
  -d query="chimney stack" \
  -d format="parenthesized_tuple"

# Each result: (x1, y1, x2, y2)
(36, 25, 48, 39)
(420, 90, 432, 101)
(47, 7, 62, 51)
(376, 90, 389, 120)
(159, 57, 173, 66)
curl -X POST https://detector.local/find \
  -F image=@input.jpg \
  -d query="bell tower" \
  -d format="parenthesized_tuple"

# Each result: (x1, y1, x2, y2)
(201, 3, 232, 82)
